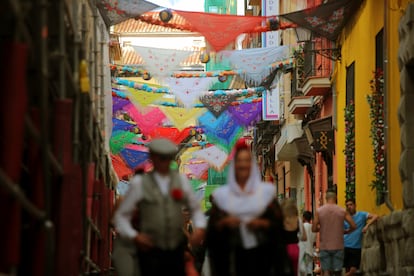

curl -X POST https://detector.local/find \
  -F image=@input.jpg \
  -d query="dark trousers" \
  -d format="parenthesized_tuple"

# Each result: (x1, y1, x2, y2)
(138, 246, 185, 276)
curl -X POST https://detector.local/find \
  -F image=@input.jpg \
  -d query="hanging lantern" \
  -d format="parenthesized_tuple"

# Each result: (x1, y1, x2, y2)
(267, 18, 280, 31)
(159, 9, 173, 23)
(142, 71, 151, 80)
(218, 75, 227, 83)
(199, 51, 210, 63)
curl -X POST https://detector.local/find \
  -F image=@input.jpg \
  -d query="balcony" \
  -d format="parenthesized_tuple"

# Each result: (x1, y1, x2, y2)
(288, 96, 313, 114)
(293, 39, 333, 97)
(302, 76, 331, 96)
(275, 122, 303, 161)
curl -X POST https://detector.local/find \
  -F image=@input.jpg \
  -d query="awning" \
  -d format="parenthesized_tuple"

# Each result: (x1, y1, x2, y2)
(304, 116, 334, 152)
(280, 0, 364, 41)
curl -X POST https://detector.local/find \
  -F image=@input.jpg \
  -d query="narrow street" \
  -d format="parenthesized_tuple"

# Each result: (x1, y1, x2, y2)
(1, 0, 414, 275)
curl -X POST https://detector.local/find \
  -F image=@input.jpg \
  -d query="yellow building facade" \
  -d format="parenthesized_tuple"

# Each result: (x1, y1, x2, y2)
(335, 0, 410, 214)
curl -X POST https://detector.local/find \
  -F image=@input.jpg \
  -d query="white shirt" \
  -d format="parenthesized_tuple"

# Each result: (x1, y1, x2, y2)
(113, 172, 207, 239)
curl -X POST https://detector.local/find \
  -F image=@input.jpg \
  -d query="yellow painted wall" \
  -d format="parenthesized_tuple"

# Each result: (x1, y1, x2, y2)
(334, 0, 407, 215)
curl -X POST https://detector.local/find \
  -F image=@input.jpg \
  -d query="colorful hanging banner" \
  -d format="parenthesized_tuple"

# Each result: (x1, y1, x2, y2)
(185, 160, 210, 179)
(160, 106, 207, 130)
(200, 94, 237, 118)
(126, 87, 164, 109)
(111, 154, 133, 179)
(198, 111, 244, 151)
(150, 127, 193, 144)
(174, 10, 266, 52)
(228, 100, 263, 126)
(166, 77, 217, 108)
(280, 0, 363, 41)
(120, 148, 150, 169)
(193, 145, 229, 171)
(132, 46, 194, 81)
(97, 0, 159, 26)
(123, 103, 166, 136)
(220, 46, 290, 85)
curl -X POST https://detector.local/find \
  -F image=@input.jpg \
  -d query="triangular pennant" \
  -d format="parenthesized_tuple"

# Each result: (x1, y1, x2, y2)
(185, 161, 210, 179)
(280, 0, 363, 41)
(112, 118, 135, 132)
(120, 148, 150, 169)
(166, 77, 216, 108)
(228, 101, 263, 126)
(160, 106, 207, 131)
(111, 154, 133, 179)
(175, 10, 265, 52)
(97, 0, 159, 26)
(200, 94, 236, 117)
(110, 130, 137, 154)
(123, 103, 166, 136)
(150, 127, 193, 144)
(220, 46, 289, 85)
(198, 111, 244, 151)
(132, 46, 194, 81)
(112, 96, 130, 113)
(193, 145, 229, 171)
(126, 88, 164, 109)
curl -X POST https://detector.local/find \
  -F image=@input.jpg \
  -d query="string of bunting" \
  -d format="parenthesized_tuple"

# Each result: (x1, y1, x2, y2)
(109, 58, 294, 78)
(136, 12, 297, 35)
(114, 78, 266, 97)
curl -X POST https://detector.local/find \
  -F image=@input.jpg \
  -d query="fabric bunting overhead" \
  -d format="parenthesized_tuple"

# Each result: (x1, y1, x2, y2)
(132, 46, 195, 81)
(160, 106, 206, 130)
(150, 127, 193, 144)
(193, 145, 229, 171)
(198, 111, 244, 151)
(126, 88, 165, 110)
(97, 0, 159, 26)
(219, 46, 290, 85)
(111, 154, 133, 179)
(228, 100, 263, 126)
(112, 118, 135, 132)
(185, 160, 210, 179)
(119, 147, 150, 169)
(200, 94, 237, 118)
(113, 96, 130, 113)
(110, 131, 137, 154)
(280, 0, 364, 41)
(123, 104, 166, 136)
(174, 10, 266, 52)
(165, 77, 217, 108)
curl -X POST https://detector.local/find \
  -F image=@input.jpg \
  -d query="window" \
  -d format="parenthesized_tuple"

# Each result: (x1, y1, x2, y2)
(346, 62, 355, 105)
(375, 29, 384, 72)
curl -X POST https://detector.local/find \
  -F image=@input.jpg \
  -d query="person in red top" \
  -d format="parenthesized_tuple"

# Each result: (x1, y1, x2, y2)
(312, 191, 356, 276)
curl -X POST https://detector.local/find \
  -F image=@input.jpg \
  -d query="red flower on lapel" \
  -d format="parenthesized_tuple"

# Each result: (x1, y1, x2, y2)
(171, 188, 184, 201)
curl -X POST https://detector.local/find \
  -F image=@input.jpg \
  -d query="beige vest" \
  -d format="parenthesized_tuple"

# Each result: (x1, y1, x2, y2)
(138, 171, 188, 250)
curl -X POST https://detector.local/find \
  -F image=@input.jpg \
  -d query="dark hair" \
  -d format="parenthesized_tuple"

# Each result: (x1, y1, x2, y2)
(345, 198, 356, 204)
(303, 211, 312, 221)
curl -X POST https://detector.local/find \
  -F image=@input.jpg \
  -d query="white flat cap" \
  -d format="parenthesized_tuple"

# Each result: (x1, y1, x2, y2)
(148, 138, 178, 156)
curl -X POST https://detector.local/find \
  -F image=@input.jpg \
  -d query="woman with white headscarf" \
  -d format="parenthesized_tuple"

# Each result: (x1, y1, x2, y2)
(205, 138, 292, 276)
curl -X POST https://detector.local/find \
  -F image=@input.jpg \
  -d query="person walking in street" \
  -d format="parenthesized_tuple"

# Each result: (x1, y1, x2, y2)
(282, 198, 307, 276)
(343, 198, 379, 276)
(205, 137, 290, 276)
(299, 211, 316, 276)
(113, 138, 206, 276)
(312, 191, 356, 276)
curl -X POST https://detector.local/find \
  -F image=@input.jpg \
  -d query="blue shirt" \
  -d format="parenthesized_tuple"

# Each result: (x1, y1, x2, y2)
(344, 211, 368, 249)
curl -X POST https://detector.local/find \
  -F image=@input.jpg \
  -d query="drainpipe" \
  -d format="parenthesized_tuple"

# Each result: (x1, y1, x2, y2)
(383, 0, 394, 211)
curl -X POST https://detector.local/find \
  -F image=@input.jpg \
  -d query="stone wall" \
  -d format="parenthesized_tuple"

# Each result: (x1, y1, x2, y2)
(361, 209, 414, 275)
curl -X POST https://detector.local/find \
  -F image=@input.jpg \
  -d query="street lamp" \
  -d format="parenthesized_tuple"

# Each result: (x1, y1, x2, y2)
(295, 27, 312, 43)
(294, 27, 341, 61)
